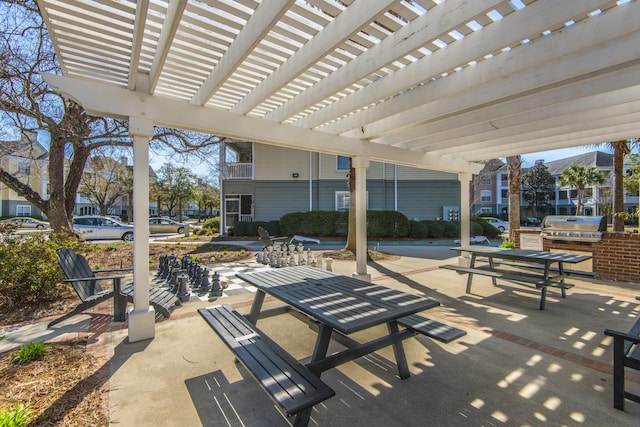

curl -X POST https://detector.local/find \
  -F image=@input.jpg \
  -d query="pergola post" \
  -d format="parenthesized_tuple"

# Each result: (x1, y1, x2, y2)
(128, 116, 155, 342)
(352, 155, 370, 281)
(458, 172, 472, 267)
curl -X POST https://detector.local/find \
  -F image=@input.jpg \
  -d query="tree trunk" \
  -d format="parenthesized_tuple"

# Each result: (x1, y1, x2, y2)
(344, 160, 356, 252)
(47, 131, 72, 232)
(612, 142, 627, 231)
(506, 156, 522, 242)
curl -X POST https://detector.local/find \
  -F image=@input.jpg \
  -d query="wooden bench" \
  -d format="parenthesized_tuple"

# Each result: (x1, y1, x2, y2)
(398, 314, 467, 343)
(199, 305, 335, 426)
(490, 260, 596, 278)
(604, 315, 640, 410)
(440, 264, 574, 310)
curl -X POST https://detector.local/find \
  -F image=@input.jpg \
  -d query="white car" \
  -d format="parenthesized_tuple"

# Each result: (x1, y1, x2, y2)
(73, 215, 134, 241)
(483, 217, 509, 232)
(2, 217, 49, 229)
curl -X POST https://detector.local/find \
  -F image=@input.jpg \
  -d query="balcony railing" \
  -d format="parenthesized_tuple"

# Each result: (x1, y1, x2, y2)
(223, 162, 253, 180)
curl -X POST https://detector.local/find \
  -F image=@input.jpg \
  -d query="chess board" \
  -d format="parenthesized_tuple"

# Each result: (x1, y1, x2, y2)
(151, 260, 272, 302)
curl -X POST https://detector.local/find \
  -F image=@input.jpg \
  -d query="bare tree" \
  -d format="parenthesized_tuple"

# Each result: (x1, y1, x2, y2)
(78, 154, 129, 215)
(506, 156, 522, 242)
(0, 1, 220, 233)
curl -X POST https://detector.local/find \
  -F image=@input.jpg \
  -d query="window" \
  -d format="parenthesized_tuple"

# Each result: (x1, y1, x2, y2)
(559, 191, 567, 200)
(336, 155, 350, 171)
(335, 191, 368, 211)
(17, 162, 31, 175)
(480, 190, 491, 202)
(584, 188, 593, 198)
(501, 189, 508, 199)
(480, 174, 491, 185)
(16, 205, 31, 216)
(480, 207, 492, 214)
(500, 175, 508, 186)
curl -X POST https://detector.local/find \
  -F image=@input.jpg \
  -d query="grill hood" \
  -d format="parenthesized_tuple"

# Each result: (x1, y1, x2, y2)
(540, 216, 606, 242)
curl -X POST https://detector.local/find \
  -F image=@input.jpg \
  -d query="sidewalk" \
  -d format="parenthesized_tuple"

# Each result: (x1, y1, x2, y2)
(4, 248, 640, 426)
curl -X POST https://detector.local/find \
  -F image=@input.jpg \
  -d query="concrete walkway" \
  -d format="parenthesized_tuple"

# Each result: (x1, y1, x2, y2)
(3, 246, 640, 426)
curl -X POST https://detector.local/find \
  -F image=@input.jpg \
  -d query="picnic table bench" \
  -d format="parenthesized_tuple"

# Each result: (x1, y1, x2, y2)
(199, 305, 335, 423)
(604, 303, 640, 410)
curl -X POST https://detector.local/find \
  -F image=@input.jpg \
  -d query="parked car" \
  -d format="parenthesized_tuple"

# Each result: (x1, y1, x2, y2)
(149, 217, 186, 234)
(2, 217, 49, 229)
(483, 217, 509, 232)
(522, 217, 542, 226)
(73, 215, 134, 241)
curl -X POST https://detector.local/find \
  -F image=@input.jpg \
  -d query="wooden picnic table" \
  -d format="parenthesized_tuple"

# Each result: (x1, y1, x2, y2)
(444, 246, 592, 310)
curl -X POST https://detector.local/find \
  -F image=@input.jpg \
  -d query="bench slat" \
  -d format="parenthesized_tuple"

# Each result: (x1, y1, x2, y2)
(398, 314, 466, 343)
(199, 305, 335, 417)
(120, 283, 177, 318)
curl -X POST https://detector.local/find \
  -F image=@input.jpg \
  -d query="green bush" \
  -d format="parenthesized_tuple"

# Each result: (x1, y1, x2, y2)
(333, 211, 349, 236)
(470, 221, 484, 236)
(201, 216, 220, 231)
(366, 211, 410, 237)
(279, 212, 306, 234)
(439, 220, 460, 238)
(0, 232, 81, 307)
(0, 403, 30, 426)
(301, 211, 340, 236)
(422, 220, 444, 238)
(408, 220, 429, 238)
(500, 239, 516, 249)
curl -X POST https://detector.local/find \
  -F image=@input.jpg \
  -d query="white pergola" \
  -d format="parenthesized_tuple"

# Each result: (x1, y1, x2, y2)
(36, 0, 640, 341)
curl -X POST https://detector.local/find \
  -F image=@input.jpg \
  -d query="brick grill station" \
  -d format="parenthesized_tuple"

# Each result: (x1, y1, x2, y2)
(515, 229, 640, 284)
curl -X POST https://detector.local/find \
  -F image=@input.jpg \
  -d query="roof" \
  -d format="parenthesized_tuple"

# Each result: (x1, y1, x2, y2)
(0, 132, 48, 160)
(36, 0, 640, 175)
(545, 151, 613, 176)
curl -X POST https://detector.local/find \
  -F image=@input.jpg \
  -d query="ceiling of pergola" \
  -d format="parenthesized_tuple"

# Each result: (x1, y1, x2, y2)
(36, 0, 640, 174)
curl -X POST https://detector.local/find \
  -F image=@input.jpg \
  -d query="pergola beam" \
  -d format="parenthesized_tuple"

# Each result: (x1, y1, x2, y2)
(191, 0, 293, 106)
(41, 73, 482, 174)
(294, 0, 612, 131)
(232, 0, 400, 115)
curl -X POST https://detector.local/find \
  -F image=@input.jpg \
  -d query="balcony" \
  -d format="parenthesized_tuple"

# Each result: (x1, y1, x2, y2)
(223, 162, 253, 180)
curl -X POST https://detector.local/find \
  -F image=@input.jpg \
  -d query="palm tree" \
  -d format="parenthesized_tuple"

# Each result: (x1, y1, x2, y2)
(601, 139, 638, 231)
(559, 164, 605, 215)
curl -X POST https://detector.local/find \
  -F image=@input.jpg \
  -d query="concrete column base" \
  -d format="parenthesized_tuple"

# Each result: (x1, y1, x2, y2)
(128, 307, 156, 343)
(352, 272, 371, 282)
(458, 255, 471, 267)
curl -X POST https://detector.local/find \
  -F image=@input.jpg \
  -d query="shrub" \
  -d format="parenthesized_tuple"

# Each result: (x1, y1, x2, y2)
(422, 220, 444, 238)
(367, 211, 410, 237)
(279, 212, 306, 234)
(470, 221, 484, 236)
(11, 341, 49, 364)
(500, 239, 516, 249)
(0, 232, 81, 307)
(201, 216, 220, 231)
(301, 211, 340, 236)
(439, 220, 460, 238)
(333, 211, 349, 236)
(408, 220, 429, 238)
(0, 403, 30, 426)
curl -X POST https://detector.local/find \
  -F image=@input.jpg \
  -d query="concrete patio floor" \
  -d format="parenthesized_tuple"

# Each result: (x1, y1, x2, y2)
(4, 247, 639, 426)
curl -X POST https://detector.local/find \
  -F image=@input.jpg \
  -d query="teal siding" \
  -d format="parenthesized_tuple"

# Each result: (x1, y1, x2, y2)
(397, 180, 460, 221)
(254, 181, 314, 221)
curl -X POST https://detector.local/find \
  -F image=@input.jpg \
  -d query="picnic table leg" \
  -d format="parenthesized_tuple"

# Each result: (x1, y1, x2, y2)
(465, 253, 477, 293)
(247, 290, 266, 324)
(113, 277, 127, 322)
(611, 336, 626, 410)
(387, 320, 410, 379)
(295, 324, 333, 427)
(488, 256, 498, 287)
(557, 262, 567, 298)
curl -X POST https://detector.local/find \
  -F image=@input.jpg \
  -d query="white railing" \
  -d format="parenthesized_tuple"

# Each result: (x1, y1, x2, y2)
(240, 214, 253, 222)
(224, 162, 253, 179)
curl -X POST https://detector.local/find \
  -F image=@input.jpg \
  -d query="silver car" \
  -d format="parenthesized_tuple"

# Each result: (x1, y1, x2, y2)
(2, 217, 49, 229)
(73, 215, 134, 241)
(149, 217, 186, 234)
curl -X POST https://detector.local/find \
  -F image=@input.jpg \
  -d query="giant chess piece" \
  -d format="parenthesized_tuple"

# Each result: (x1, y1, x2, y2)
(199, 268, 211, 291)
(208, 271, 223, 299)
(177, 274, 190, 302)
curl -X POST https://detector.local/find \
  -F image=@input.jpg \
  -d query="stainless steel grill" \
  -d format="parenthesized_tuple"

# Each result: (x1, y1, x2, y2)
(540, 216, 607, 242)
